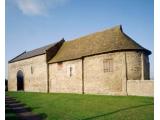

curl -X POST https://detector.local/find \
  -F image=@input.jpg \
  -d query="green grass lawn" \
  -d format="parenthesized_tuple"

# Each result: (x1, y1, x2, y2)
(6, 92, 154, 120)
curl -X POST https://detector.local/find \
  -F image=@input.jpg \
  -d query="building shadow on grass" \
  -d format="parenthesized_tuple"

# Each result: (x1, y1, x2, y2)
(6, 106, 20, 120)
(82, 103, 153, 120)
(24, 106, 48, 120)
(6, 104, 47, 120)
(5, 96, 48, 120)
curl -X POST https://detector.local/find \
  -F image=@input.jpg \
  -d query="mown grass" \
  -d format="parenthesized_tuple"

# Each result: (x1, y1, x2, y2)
(6, 92, 154, 120)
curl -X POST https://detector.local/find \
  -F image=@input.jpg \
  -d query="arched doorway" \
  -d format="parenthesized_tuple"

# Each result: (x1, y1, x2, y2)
(17, 70, 24, 91)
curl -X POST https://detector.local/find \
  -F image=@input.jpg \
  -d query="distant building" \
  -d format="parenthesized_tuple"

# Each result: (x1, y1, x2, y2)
(8, 25, 153, 96)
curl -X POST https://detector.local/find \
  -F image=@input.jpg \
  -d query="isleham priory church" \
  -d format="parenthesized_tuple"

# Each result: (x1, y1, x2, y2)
(8, 25, 154, 96)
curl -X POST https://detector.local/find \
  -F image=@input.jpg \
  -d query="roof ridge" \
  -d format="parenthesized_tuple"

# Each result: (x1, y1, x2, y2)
(8, 39, 64, 63)
(109, 25, 122, 31)
(48, 25, 151, 63)
(9, 51, 26, 63)
(26, 42, 55, 53)
(66, 25, 123, 43)
(45, 38, 65, 52)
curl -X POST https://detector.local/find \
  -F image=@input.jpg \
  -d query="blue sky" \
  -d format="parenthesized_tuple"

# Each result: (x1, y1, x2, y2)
(6, 0, 153, 78)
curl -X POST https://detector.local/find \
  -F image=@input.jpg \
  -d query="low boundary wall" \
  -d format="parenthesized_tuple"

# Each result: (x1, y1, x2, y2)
(127, 80, 154, 97)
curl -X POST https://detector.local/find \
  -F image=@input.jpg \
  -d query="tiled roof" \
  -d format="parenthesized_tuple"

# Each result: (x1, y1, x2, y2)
(48, 25, 151, 63)
(9, 43, 56, 63)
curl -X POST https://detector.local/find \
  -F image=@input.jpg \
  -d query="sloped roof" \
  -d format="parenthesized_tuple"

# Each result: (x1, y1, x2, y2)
(48, 25, 151, 63)
(9, 43, 56, 63)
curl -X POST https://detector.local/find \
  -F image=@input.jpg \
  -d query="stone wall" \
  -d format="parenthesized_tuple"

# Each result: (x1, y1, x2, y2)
(48, 51, 151, 95)
(143, 54, 150, 79)
(8, 54, 48, 92)
(49, 59, 83, 93)
(127, 80, 154, 96)
(49, 52, 127, 95)
(8, 50, 151, 96)
(83, 52, 127, 95)
(126, 51, 142, 80)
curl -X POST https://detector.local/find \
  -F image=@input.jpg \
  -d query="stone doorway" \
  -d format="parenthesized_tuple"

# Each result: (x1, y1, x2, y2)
(17, 70, 24, 91)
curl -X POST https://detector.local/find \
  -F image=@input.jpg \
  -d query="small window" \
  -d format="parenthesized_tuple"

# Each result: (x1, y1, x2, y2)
(31, 66, 33, 74)
(103, 59, 113, 72)
(57, 62, 63, 70)
(67, 64, 75, 77)
(70, 66, 73, 77)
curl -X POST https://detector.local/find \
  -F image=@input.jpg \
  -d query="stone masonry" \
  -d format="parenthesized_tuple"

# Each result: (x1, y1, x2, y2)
(49, 51, 151, 95)
(8, 54, 48, 92)
(8, 25, 153, 96)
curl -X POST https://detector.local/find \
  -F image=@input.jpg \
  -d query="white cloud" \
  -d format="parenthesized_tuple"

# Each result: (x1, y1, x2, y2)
(14, 0, 70, 16)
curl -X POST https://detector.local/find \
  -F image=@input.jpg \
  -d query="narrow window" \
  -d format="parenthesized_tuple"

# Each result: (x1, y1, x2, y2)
(67, 64, 75, 77)
(70, 66, 72, 77)
(31, 66, 33, 74)
(103, 59, 113, 72)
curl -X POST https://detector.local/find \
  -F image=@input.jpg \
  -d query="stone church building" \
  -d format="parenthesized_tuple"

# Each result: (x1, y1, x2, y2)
(8, 25, 153, 96)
